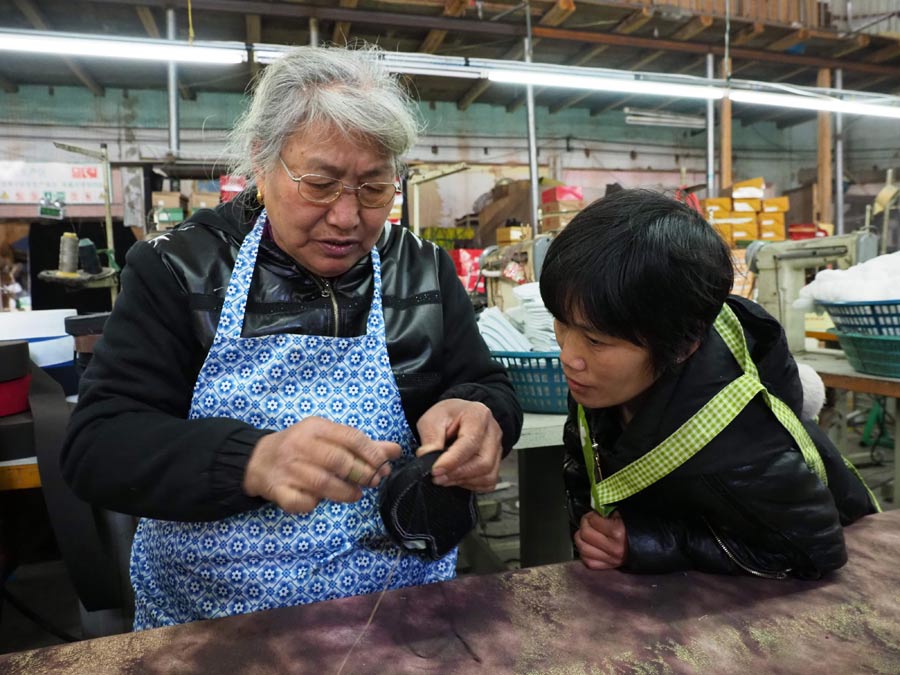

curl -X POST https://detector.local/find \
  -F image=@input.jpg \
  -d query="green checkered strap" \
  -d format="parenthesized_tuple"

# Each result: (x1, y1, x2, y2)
(579, 303, 829, 515)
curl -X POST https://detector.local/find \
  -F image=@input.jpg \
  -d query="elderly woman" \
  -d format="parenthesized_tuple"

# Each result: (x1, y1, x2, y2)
(62, 45, 522, 629)
(540, 189, 876, 579)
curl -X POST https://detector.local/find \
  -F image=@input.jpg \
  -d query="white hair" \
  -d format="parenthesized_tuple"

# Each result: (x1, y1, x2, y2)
(226, 44, 421, 186)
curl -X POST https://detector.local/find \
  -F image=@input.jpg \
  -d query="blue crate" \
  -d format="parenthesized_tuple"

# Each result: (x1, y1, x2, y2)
(491, 351, 568, 414)
(818, 300, 900, 336)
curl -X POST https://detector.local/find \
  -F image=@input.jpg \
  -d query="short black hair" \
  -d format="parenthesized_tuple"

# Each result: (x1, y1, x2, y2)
(539, 189, 733, 375)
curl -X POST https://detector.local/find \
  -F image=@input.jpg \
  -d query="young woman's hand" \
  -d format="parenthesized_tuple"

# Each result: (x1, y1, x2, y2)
(574, 510, 628, 569)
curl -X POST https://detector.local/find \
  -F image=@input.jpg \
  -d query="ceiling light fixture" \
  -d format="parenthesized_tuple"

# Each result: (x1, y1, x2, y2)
(623, 108, 707, 129)
(0, 29, 248, 65)
(728, 89, 900, 120)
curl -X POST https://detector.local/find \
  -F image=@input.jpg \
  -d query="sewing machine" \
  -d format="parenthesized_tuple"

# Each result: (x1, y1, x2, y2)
(747, 232, 878, 353)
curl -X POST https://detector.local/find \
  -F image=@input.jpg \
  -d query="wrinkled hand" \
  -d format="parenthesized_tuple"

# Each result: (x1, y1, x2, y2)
(243, 416, 402, 513)
(416, 398, 503, 493)
(574, 511, 628, 570)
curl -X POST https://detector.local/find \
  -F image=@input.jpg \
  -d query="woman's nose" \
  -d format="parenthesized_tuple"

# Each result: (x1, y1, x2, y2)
(326, 191, 361, 229)
(558, 334, 587, 372)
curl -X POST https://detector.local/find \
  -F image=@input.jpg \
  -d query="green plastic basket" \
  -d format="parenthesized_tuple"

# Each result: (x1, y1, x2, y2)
(818, 300, 900, 336)
(833, 330, 900, 379)
(491, 351, 568, 414)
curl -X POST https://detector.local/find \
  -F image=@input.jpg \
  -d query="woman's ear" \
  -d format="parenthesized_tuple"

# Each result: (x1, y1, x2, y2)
(676, 339, 701, 364)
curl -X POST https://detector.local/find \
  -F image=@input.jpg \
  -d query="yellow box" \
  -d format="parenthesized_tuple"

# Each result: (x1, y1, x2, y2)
(731, 177, 766, 199)
(712, 222, 732, 246)
(496, 226, 532, 245)
(732, 198, 761, 213)
(758, 212, 785, 228)
(701, 197, 732, 214)
(540, 213, 577, 232)
(759, 223, 786, 240)
(762, 196, 790, 212)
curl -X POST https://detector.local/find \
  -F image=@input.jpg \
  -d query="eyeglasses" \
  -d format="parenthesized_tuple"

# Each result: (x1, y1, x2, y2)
(278, 157, 400, 209)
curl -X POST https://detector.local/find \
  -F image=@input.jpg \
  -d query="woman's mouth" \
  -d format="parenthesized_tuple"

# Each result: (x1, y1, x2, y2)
(319, 239, 357, 256)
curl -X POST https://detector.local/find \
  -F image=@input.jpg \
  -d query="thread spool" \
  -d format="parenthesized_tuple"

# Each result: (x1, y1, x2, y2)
(78, 238, 102, 275)
(58, 232, 79, 275)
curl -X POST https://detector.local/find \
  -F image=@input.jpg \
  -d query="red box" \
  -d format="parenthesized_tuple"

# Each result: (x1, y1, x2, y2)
(788, 224, 829, 240)
(219, 175, 247, 202)
(541, 185, 583, 204)
(450, 248, 483, 277)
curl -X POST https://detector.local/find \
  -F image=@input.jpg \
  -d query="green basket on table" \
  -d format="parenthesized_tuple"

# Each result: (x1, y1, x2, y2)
(491, 351, 568, 414)
(818, 300, 900, 379)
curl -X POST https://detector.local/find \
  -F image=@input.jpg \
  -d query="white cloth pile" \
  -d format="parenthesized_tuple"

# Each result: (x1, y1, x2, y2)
(512, 282, 559, 351)
(795, 251, 900, 310)
(477, 307, 533, 353)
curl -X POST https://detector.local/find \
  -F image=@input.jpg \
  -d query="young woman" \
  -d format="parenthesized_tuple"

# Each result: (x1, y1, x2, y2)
(539, 189, 876, 579)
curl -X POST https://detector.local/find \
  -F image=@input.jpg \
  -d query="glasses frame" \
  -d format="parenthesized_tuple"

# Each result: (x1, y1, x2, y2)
(278, 157, 400, 209)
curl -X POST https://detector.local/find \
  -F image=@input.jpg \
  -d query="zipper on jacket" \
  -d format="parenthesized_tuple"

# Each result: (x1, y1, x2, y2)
(703, 517, 791, 580)
(311, 276, 340, 337)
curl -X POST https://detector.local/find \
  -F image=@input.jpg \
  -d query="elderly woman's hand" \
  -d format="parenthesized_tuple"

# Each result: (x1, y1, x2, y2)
(243, 416, 402, 513)
(574, 511, 628, 570)
(417, 398, 503, 493)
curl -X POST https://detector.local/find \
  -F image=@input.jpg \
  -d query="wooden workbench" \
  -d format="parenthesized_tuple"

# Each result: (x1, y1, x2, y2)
(795, 349, 900, 507)
(2, 510, 897, 674)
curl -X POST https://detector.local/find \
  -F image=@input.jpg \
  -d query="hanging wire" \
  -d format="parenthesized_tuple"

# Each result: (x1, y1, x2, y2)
(187, 0, 195, 44)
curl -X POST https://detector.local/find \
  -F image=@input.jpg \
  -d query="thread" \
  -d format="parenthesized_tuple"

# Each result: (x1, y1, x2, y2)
(78, 238, 102, 275)
(58, 232, 79, 275)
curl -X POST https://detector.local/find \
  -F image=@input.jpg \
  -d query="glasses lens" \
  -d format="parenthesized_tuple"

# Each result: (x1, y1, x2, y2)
(298, 176, 342, 204)
(359, 183, 398, 208)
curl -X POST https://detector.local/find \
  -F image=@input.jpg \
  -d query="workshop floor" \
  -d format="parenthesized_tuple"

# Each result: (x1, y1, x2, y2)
(1, 420, 895, 657)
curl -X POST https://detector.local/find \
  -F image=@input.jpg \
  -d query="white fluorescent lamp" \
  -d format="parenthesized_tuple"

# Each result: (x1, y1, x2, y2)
(0, 29, 247, 65)
(487, 69, 724, 101)
(729, 89, 900, 120)
(624, 108, 706, 129)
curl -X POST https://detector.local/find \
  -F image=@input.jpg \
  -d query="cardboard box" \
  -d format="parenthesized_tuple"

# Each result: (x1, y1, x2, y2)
(151, 191, 187, 209)
(731, 222, 759, 241)
(758, 212, 785, 228)
(712, 222, 732, 246)
(759, 223, 786, 240)
(762, 196, 790, 213)
(189, 192, 221, 211)
(540, 213, 577, 232)
(542, 199, 584, 213)
(155, 207, 185, 229)
(701, 197, 732, 214)
(219, 175, 247, 202)
(449, 248, 482, 277)
(496, 226, 532, 245)
(732, 198, 761, 213)
(541, 185, 583, 204)
(731, 177, 766, 200)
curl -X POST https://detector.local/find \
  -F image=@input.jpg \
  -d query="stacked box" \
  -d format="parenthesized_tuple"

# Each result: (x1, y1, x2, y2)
(540, 198, 584, 232)
(496, 226, 532, 245)
(541, 185, 583, 204)
(151, 191, 187, 229)
(189, 192, 221, 214)
(701, 197, 732, 215)
(450, 248, 483, 292)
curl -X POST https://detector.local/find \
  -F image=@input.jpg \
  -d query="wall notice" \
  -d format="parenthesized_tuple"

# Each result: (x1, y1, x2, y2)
(0, 162, 105, 204)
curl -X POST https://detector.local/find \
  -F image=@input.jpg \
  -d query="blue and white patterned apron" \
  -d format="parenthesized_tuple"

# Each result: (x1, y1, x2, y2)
(130, 211, 457, 629)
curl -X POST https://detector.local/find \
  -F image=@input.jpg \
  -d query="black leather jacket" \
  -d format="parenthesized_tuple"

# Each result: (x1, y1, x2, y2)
(62, 195, 522, 521)
(563, 296, 875, 579)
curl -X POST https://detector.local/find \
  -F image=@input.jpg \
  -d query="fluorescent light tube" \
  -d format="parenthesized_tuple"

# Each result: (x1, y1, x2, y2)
(487, 69, 724, 101)
(0, 30, 247, 65)
(729, 89, 900, 120)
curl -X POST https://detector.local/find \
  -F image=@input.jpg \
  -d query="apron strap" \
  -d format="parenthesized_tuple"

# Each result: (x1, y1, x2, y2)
(579, 302, 860, 515)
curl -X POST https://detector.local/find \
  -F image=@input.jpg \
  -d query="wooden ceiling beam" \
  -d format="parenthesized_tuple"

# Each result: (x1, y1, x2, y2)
(246, 14, 261, 77)
(459, 1, 574, 112)
(614, 8, 654, 35)
(867, 41, 900, 64)
(670, 15, 713, 41)
(418, 0, 467, 54)
(14, 0, 104, 96)
(731, 22, 765, 47)
(332, 0, 358, 46)
(772, 66, 810, 83)
(83, 0, 900, 80)
(506, 44, 611, 114)
(135, 6, 160, 37)
(457, 42, 524, 111)
(833, 34, 870, 58)
(765, 29, 810, 52)
(629, 50, 664, 71)
(539, 0, 575, 27)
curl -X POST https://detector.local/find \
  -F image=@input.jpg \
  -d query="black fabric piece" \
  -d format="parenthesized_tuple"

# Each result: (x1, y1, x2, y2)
(0, 412, 34, 461)
(379, 451, 476, 560)
(0, 341, 30, 381)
